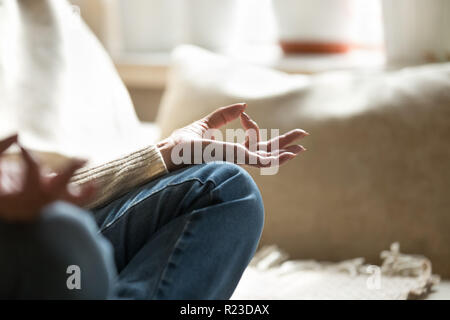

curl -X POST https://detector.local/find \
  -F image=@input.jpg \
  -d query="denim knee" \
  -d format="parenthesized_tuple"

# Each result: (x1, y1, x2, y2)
(40, 201, 100, 236)
(18, 202, 117, 299)
(206, 162, 265, 241)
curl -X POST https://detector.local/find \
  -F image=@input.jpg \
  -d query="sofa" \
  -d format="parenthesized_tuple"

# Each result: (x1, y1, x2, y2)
(157, 46, 450, 277)
(2, 0, 449, 280)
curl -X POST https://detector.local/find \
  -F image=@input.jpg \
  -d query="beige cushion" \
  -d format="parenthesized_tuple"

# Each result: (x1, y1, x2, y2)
(157, 45, 450, 277)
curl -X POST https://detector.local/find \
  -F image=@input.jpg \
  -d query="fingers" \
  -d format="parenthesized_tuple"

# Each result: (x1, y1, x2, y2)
(20, 153, 94, 207)
(264, 129, 309, 152)
(204, 103, 247, 129)
(0, 160, 24, 193)
(46, 159, 87, 196)
(20, 146, 41, 187)
(43, 159, 95, 207)
(240, 112, 260, 149)
(63, 181, 97, 207)
(200, 139, 302, 168)
(277, 152, 298, 166)
(262, 144, 305, 156)
(281, 144, 306, 154)
(0, 134, 18, 154)
(245, 148, 298, 168)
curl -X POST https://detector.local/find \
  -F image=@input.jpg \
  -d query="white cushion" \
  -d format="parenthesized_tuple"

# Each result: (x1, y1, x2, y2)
(0, 0, 151, 165)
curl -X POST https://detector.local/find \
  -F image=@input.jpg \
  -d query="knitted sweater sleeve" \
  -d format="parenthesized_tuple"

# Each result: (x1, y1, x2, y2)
(70, 145, 167, 209)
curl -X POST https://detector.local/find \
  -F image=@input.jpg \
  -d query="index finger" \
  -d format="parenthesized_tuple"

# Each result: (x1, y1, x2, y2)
(20, 146, 41, 187)
(204, 103, 247, 129)
(0, 134, 18, 155)
(240, 112, 260, 148)
(46, 159, 87, 195)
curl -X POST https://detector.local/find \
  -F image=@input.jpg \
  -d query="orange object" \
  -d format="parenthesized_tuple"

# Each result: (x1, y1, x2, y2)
(280, 41, 352, 54)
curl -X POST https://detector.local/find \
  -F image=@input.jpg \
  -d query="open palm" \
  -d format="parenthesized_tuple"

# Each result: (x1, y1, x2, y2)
(157, 103, 309, 171)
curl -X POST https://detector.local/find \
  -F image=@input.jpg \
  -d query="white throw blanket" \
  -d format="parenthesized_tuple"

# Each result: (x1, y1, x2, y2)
(232, 243, 439, 300)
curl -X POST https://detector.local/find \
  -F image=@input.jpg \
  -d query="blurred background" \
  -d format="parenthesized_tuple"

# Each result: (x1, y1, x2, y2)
(70, 0, 450, 121)
(1, 0, 448, 297)
(61, 0, 450, 282)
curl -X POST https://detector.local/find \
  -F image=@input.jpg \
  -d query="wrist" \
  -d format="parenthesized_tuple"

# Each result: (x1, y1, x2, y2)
(157, 138, 176, 172)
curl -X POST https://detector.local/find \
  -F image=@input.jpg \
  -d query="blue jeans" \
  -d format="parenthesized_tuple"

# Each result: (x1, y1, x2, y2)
(0, 163, 264, 299)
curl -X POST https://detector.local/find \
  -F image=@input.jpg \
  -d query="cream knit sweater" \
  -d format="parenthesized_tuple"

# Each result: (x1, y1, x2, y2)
(0, 0, 168, 209)
(71, 145, 167, 209)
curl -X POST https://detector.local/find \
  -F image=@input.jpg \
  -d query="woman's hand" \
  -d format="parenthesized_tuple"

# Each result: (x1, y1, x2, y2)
(0, 135, 96, 222)
(157, 103, 309, 172)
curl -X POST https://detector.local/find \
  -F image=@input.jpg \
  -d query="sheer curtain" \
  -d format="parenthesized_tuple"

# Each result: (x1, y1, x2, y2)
(382, 0, 450, 65)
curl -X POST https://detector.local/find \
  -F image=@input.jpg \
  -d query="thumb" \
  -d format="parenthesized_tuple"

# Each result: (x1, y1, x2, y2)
(0, 134, 18, 155)
(203, 103, 247, 129)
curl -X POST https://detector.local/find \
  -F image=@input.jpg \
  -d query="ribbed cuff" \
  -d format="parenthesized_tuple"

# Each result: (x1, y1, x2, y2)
(71, 145, 168, 209)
